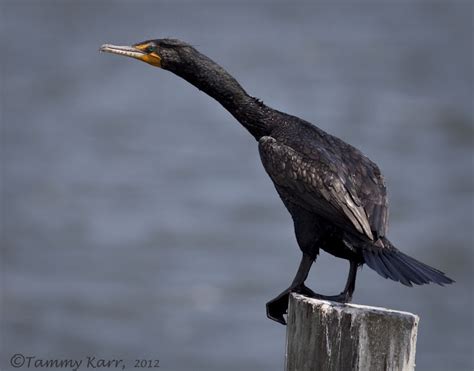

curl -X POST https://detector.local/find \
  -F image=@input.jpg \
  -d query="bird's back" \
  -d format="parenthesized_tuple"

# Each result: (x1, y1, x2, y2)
(268, 115, 389, 239)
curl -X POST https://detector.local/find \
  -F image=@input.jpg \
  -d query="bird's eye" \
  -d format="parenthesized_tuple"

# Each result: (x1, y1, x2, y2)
(145, 44, 156, 53)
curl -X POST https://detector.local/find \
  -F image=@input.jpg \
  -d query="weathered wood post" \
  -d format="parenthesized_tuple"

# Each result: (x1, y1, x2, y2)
(285, 293, 419, 371)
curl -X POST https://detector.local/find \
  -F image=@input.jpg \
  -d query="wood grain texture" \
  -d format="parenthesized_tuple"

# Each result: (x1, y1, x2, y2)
(286, 294, 419, 371)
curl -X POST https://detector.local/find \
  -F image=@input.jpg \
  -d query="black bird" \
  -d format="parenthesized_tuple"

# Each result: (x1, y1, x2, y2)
(100, 38, 454, 325)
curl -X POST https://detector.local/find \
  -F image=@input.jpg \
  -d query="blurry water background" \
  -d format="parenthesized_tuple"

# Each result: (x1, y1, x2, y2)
(1, 1, 473, 370)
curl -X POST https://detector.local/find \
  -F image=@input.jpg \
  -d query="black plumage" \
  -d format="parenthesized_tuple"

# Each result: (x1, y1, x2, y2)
(100, 38, 454, 325)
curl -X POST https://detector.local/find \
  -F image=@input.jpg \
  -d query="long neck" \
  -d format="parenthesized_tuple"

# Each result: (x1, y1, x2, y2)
(164, 49, 277, 139)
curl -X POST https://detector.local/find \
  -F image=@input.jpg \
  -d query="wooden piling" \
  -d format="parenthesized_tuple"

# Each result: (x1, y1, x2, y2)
(285, 293, 419, 371)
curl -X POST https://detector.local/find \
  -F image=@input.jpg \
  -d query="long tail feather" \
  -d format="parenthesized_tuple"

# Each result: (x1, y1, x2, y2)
(362, 237, 454, 286)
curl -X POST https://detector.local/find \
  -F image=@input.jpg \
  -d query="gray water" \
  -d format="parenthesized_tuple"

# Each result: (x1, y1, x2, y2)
(2, 1, 473, 370)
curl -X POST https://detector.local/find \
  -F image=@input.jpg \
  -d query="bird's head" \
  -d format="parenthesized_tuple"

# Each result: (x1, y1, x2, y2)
(100, 38, 192, 70)
(100, 37, 249, 120)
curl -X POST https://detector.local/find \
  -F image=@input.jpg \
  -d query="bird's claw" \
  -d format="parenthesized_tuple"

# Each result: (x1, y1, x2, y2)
(318, 292, 353, 303)
(265, 284, 322, 325)
(266, 292, 290, 325)
(266, 285, 353, 325)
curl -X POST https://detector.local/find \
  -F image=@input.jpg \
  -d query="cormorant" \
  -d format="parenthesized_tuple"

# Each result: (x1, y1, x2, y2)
(100, 38, 454, 325)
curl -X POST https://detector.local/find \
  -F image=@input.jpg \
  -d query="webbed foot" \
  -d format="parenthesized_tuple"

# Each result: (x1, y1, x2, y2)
(266, 284, 335, 325)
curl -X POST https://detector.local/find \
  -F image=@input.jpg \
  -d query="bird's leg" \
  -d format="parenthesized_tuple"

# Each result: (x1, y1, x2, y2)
(266, 253, 314, 325)
(310, 260, 358, 303)
(266, 258, 359, 324)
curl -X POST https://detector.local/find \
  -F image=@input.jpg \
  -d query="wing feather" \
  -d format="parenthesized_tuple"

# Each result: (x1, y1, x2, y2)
(259, 136, 374, 240)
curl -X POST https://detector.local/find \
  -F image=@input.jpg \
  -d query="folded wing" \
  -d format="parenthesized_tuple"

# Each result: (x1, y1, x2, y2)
(259, 136, 386, 241)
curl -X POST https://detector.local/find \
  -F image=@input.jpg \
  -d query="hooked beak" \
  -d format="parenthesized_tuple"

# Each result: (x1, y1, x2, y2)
(100, 44, 146, 58)
(100, 43, 161, 67)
